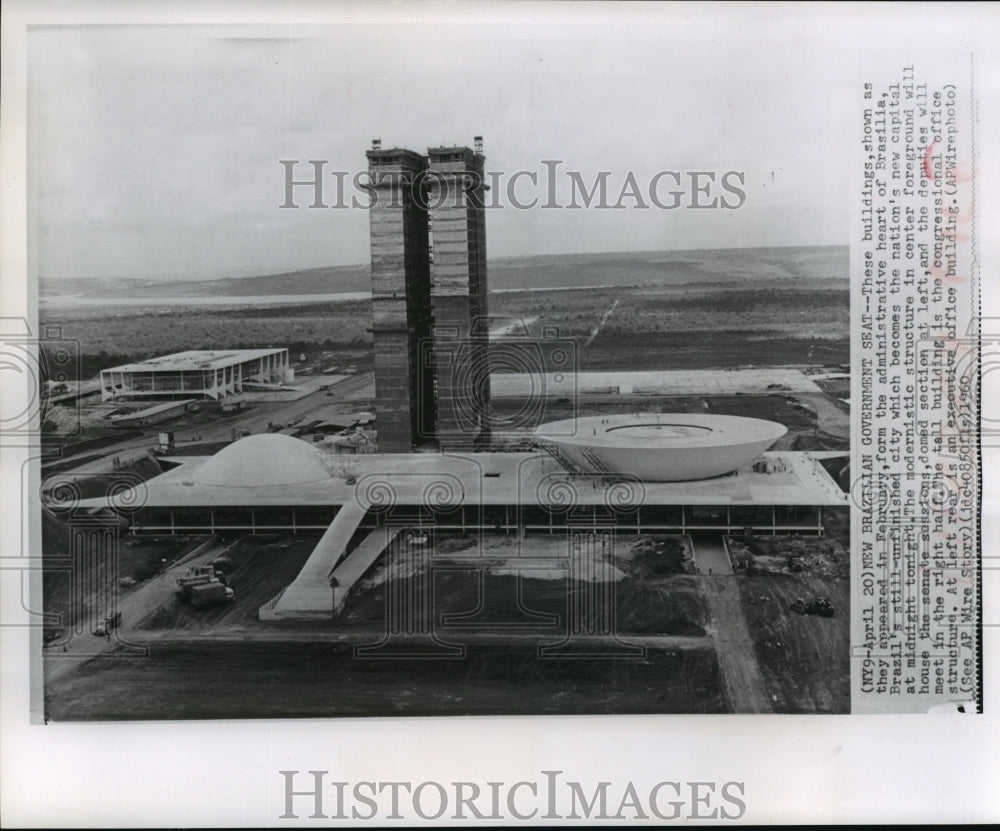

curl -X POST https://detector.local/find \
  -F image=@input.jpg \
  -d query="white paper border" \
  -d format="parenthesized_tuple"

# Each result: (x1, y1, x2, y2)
(2, 1, 998, 825)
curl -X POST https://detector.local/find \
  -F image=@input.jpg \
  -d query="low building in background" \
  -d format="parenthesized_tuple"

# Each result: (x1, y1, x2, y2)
(100, 348, 292, 401)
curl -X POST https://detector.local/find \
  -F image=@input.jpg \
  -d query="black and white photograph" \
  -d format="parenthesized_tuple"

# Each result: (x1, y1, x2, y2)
(30, 18, 854, 721)
(2, 1, 997, 826)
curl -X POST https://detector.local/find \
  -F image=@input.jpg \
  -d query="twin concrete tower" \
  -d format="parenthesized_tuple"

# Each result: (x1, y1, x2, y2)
(366, 139, 491, 452)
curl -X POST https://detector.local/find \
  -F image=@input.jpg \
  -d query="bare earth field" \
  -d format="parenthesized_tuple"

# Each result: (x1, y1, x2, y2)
(44, 641, 725, 720)
(739, 574, 850, 713)
(41, 509, 205, 627)
(42, 527, 847, 718)
(135, 536, 318, 630)
(46, 535, 728, 721)
(39, 246, 848, 379)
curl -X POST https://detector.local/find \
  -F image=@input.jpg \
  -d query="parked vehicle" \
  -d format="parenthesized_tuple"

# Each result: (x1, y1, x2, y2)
(176, 563, 234, 607)
(188, 582, 235, 608)
(175, 564, 218, 597)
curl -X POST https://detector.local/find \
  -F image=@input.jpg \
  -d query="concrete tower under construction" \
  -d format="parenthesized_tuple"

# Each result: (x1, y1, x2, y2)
(365, 139, 491, 452)
(365, 145, 436, 452)
(426, 142, 491, 451)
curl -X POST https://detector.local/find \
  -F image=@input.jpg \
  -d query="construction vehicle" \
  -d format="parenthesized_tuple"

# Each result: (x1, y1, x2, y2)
(188, 582, 235, 608)
(790, 595, 835, 617)
(176, 563, 232, 605)
(176, 564, 217, 592)
(211, 556, 234, 576)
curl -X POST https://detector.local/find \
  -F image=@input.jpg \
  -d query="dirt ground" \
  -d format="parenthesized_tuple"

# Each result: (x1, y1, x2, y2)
(699, 576, 773, 713)
(44, 532, 731, 720)
(340, 533, 705, 637)
(42, 513, 204, 629)
(738, 573, 850, 713)
(43, 639, 725, 720)
(726, 514, 850, 579)
(43, 524, 851, 718)
(135, 536, 318, 630)
(724, 510, 849, 712)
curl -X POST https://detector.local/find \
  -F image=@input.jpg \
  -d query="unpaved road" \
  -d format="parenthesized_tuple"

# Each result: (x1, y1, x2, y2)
(585, 299, 620, 347)
(43, 537, 239, 684)
(698, 576, 773, 713)
(691, 535, 772, 713)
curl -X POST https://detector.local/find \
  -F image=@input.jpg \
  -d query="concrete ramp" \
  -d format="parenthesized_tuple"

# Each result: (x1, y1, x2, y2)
(265, 501, 366, 619)
(690, 534, 734, 576)
(331, 525, 401, 613)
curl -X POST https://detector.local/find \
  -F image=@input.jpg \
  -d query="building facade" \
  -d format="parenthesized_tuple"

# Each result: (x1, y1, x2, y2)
(426, 144, 491, 451)
(76, 435, 848, 620)
(100, 349, 291, 402)
(365, 147, 436, 451)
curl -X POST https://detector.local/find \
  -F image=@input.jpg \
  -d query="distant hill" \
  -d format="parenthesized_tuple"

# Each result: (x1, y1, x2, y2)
(41, 245, 847, 298)
(489, 245, 847, 290)
(41, 264, 371, 299)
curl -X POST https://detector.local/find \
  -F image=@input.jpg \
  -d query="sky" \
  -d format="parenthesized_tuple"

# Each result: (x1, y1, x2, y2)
(28, 19, 857, 282)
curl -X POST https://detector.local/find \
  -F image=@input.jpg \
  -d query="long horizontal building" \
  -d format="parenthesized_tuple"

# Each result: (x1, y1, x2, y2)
(74, 431, 848, 617)
(100, 349, 291, 401)
(84, 433, 845, 534)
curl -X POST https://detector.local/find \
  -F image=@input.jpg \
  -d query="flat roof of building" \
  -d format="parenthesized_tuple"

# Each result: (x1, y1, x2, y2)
(102, 348, 287, 374)
(82, 439, 848, 510)
(327, 368, 826, 405)
(491, 368, 824, 397)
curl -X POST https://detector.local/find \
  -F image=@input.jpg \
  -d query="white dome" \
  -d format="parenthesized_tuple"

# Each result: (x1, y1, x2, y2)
(192, 434, 331, 487)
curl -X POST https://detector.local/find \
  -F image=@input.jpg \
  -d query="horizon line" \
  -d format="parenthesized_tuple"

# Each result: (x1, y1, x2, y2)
(41, 242, 848, 283)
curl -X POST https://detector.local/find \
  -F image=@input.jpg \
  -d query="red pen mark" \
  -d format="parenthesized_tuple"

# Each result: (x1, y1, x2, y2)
(941, 229, 971, 243)
(952, 163, 974, 185)
(929, 265, 968, 284)
(950, 206, 974, 225)
(923, 141, 937, 180)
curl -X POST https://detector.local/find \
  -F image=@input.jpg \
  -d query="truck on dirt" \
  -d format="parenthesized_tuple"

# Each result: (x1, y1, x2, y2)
(790, 596, 835, 617)
(176, 563, 232, 605)
(188, 581, 234, 606)
(210, 556, 234, 576)
(176, 564, 218, 593)
(188, 582, 235, 607)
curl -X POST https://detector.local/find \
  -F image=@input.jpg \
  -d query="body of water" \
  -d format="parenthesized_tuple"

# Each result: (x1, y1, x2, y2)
(40, 284, 612, 308)
(40, 291, 373, 307)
